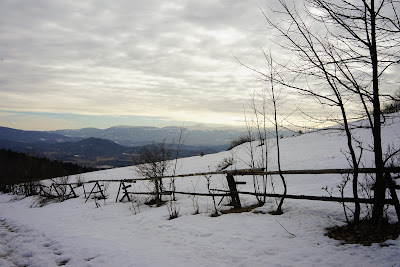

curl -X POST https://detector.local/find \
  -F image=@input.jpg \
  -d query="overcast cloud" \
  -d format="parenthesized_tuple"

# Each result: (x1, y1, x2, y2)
(1, 0, 398, 131)
(0, 0, 276, 129)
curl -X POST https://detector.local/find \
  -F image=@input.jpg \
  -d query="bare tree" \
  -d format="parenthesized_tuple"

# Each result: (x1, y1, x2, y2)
(268, 53, 287, 215)
(243, 104, 265, 205)
(249, 90, 271, 204)
(241, 52, 295, 214)
(170, 125, 188, 201)
(240, 0, 400, 227)
(165, 126, 188, 219)
(134, 140, 172, 206)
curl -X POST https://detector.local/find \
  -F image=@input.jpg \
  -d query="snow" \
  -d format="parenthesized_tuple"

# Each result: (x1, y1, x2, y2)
(1, 117, 400, 266)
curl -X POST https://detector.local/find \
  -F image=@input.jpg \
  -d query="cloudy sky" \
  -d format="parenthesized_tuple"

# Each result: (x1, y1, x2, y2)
(1, 0, 398, 131)
(1, 0, 280, 130)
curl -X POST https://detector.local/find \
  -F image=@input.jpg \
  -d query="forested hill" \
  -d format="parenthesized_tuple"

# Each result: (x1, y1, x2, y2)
(0, 149, 95, 185)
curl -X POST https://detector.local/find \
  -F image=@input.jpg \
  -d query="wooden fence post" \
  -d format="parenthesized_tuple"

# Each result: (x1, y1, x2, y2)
(226, 173, 241, 209)
(115, 181, 132, 202)
(385, 172, 400, 222)
(85, 181, 106, 202)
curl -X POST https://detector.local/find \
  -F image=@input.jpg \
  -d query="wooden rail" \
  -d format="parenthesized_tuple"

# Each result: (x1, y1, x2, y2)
(98, 167, 400, 182)
(211, 189, 396, 204)
(228, 167, 400, 176)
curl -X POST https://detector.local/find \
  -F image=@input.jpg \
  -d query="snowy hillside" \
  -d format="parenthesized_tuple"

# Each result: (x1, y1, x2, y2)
(1, 116, 400, 266)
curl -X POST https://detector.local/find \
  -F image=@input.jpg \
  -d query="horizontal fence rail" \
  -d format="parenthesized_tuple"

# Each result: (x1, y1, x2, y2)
(83, 167, 400, 183)
(228, 167, 400, 176)
(210, 189, 396, 205)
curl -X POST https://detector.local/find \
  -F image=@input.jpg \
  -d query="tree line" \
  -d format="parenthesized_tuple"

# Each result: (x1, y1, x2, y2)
(0, 149, 95, 189)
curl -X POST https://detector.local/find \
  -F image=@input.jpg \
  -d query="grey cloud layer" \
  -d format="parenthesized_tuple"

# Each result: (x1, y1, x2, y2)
(0, 0, 270, 124)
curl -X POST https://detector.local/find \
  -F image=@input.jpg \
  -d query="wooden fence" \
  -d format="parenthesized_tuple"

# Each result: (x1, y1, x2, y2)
(5, 166, 400, 220)
(77, 166, 400, 219)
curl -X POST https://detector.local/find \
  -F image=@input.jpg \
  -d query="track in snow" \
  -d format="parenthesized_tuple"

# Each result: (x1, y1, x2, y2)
(0, 219, 98, 267)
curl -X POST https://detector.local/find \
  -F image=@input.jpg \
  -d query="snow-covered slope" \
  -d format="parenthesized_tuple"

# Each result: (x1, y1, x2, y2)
(1, 116, 399, 266)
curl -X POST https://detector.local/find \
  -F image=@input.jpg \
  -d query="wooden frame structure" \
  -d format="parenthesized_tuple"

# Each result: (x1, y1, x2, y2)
(37, 183, 79, 199)
(13, 166, 397, 221)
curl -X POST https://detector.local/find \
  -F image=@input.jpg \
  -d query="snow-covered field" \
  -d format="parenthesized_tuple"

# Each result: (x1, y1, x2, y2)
(1, 117, 400, 267)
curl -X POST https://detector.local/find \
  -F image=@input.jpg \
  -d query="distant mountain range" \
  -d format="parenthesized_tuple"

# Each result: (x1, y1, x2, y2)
(0, 125, 295, 168)
(0, 126, 78, 143)
(49, 125, 246, 146)
(0, 125, 245, 168)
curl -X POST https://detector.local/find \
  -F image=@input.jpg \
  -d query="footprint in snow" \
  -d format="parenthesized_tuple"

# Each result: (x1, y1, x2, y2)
(22, 251, 34, 258)
(53, 249, 63, 255)
(56, 257, 70, 266)
(43, 242, 54, 248)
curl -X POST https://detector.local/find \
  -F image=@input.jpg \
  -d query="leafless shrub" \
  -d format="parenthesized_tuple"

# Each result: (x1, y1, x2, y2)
(129, 194, 145, 215)
(170, 126, 188, 201)
(384, 143, 400, 168)
(94, 197, 102, 209)
(17, 181, 42, 197)
(93, 182, 109, 207)
(338, 174, 351, 224)
(189, 178, 200, 214)
(50, 176, 70, 201)
(75, 174, 85, 186)
(228, 135, 254, 150)
(358, 173, 375, 220)
(134, 140, 173, 206)
(30, 195, 59, 208)
(130, 202, 140, 215)
(205, 174, 219, 217)
(382, 88, 400, 114)
(216, 156, 236, 171)
(243, 95, 269, 205)
(101, 182, 110, 199)
(167, 196, 180, 220)
(0, 184, 12, 193)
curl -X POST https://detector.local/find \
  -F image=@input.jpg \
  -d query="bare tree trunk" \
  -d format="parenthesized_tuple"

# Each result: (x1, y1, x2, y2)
(340, 103, 360, 223)
(269, 56, 287, 215)
(370, 0, 385, 226)
(171, 126, 187, 201)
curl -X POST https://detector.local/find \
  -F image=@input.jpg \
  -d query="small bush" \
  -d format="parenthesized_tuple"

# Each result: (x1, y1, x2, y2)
(228, 135, 254, 150)
(382, 88, 400, 114)
(167, 199, 180, 220)
(382, 102, 400, 114)
(75, 174, 85, 186)
(134, 140, 172, 206)
(326, 220, 400, 246)
(216, 156, 236, 171)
